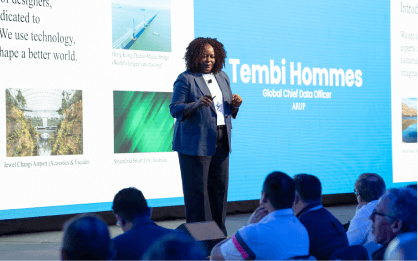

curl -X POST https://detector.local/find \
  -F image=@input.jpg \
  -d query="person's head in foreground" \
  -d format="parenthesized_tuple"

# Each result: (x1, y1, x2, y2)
(292, 173, 322, 215)
(384, 232, 417, 260)
(406, 184, 417, 190)
(184, 37, 226, 74)
(260, 171, 295, 212)
(61, 213, 114, 260)
(112, 187, 151, 232)
(142, 232, 207, 260)
(354, 173, 386, 206)
(370, 188, 417, 245)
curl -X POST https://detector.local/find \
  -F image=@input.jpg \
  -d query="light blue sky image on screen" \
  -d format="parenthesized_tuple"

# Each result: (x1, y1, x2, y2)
(402, 98, 417, 143)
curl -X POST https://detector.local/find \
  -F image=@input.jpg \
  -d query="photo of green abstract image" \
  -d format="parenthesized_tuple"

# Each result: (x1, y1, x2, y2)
(113, 91, 173, 153)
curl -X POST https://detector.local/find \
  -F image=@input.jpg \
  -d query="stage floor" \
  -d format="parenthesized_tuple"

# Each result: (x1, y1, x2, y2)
(0, 204, 356, 260)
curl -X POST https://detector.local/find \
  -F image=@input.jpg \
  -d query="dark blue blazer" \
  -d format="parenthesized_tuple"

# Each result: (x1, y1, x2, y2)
(169, 70, 238, 156)
(298, 205, 349, 260)
(112, 217, 186, 260)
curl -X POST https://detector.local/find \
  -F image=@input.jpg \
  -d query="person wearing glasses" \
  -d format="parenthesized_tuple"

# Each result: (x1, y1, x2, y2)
(369, 188, 417, 260)
(346, 173, 386, 246)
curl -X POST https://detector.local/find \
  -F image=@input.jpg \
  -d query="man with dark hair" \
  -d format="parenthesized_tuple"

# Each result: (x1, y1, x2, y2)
(61, 214, 114, 260)
(406, 184, 417, 190)
(347, 173, 386, 245)
(370, 188, 417, 260)
(142, 232, 207, 260)
(210, 171, 309, 260)
(112, 187, 149, 231)
(112, 187, 187, 260)
(292, 174, 349, 260)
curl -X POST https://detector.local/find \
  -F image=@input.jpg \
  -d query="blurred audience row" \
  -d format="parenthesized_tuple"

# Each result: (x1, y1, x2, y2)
(60, 173, 417, 260)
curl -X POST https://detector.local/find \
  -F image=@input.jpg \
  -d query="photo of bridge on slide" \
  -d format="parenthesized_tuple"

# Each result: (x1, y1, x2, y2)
(5, 89, 83, 157)
(111, 0, 171, 52)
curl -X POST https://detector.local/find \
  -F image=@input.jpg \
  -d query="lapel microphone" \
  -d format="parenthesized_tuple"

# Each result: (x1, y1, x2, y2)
(208, 79, 212, 83)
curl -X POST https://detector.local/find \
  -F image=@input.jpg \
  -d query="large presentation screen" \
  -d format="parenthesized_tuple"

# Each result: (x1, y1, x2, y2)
(1, 0, 416, 220)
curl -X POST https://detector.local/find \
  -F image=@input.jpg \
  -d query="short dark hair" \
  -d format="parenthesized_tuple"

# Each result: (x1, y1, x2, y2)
(61, 214, 114, 260)
(262, 171, 295, 210)
(406, 184, 417, 191)
(142, 232, 207, 260)
(112, 187, 149, 221)
(355, 173, 386, 202)
(294, 174, 322, 203)
(184, 37, 226, 74)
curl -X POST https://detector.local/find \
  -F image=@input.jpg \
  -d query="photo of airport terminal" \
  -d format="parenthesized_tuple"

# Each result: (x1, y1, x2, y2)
(111, 0, 171, 52)
(402, 98, 417, 143)
(5, 89, 83, 157)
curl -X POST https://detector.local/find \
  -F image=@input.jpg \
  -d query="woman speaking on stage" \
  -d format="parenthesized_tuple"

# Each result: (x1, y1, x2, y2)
(169, 37, 242, 235)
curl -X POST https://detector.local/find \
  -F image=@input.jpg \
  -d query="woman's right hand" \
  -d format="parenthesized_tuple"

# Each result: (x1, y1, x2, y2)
(195, 94, 213, 108)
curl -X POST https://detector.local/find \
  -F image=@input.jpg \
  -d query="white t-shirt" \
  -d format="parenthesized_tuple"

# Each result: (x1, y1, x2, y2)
(220, 209, 309, 260)
(202, 73, 225, 126)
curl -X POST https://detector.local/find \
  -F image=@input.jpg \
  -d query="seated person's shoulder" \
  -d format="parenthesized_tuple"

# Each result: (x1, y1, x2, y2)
(112, 229, 130, 243)
(166, 228, 189, 239)
(234, 223, 259, 241)
(113, 224, 180, 245)
(299, 208, 345, 234)
(219, 226, 258, 260)
(300, 207, 335, 222)
(245, 214, 306, 239)
(112, 226, 185, 259)
(319, 207, 342, 222)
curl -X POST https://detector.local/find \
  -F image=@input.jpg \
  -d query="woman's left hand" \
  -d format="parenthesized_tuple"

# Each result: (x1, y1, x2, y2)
(231, 94, 242, 108)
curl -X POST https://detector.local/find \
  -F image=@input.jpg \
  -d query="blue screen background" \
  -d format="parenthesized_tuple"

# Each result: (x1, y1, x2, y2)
(194, 0, 402, 201)
(1, 0, 415, 220)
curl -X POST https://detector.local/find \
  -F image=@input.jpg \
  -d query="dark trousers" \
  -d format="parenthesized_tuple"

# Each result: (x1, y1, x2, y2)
(178, 127, 229, 235)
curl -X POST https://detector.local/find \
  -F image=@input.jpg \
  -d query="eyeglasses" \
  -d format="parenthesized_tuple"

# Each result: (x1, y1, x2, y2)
(371, 209, 398, 220)
(353, 189, 358, 195)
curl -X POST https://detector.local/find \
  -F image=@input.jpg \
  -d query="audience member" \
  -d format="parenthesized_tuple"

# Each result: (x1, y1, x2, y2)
(384, 232, 417, 260)
(347, 173, 386, 245)
(293, 174, 349, 260)
(210, 171, 309, 260)
(370, 188, 417, 260)
(329, 245, 370, 260)
(112, 187, 187, 260)
(61, 214, 114, 260)
(406, 184, 417, 190)
(142, 232, 207, 260)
